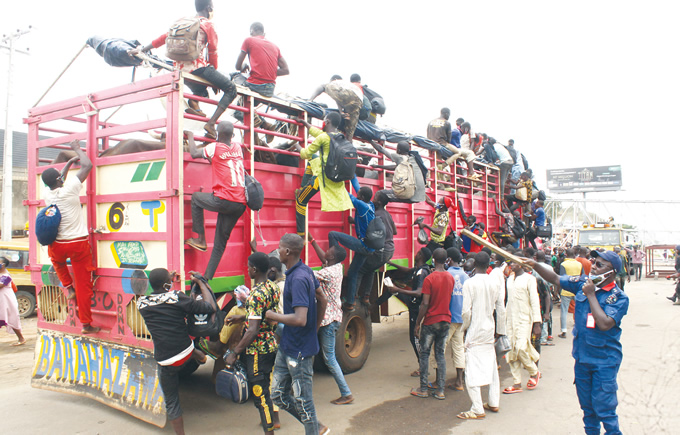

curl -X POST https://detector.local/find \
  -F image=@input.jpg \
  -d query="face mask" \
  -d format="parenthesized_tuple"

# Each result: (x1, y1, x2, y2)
(589, 270, 615, 285)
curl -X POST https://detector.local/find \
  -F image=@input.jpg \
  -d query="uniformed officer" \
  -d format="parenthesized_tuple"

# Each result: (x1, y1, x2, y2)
(525, 250, 629, 435)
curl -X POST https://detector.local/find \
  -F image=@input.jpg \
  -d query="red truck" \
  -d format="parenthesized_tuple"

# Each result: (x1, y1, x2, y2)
(25, 71, 500, 426)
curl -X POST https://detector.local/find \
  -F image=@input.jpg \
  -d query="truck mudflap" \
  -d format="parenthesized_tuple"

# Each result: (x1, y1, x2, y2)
(31, 329, 166, 427)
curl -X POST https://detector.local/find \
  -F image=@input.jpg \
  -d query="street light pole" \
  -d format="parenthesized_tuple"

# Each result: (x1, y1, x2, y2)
(1, 27, 30, 241)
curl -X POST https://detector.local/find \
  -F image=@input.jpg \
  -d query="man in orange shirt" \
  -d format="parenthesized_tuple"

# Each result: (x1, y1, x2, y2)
(575, 246, 592, 276)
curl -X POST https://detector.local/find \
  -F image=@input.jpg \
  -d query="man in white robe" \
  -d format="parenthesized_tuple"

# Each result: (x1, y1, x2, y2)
(503, 261, 542, 393)
(458, 252, 506, 420)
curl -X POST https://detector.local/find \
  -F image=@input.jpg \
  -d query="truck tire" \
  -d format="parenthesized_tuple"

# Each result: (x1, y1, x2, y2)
(16, 290, 36, 318)
(336, 304, 372, 374)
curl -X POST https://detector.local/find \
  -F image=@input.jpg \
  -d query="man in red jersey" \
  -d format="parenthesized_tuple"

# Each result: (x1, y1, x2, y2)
(185, 123, 247, 279)
(235, 22, 289, 98)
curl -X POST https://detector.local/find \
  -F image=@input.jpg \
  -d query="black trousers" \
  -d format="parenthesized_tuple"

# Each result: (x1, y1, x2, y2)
(187, 66, 237, 110)
(244, 352, 277, 433)
(191, 192, 246, 280)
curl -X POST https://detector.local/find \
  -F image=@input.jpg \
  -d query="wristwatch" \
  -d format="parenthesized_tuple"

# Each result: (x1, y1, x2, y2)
(223, 349, 234, 362)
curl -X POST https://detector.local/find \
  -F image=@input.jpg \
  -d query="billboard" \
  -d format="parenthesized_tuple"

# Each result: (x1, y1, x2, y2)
(546, 165, 622, 193)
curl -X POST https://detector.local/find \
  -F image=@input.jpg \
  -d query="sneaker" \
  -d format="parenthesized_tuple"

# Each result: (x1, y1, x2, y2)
(558, 332, 567, 339)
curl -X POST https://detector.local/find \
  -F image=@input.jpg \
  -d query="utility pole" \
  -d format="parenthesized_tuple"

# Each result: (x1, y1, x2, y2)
(1, 26, 30, 241)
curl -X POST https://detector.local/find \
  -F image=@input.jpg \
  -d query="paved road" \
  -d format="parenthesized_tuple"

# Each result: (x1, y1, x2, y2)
(1, 278, 678, 434)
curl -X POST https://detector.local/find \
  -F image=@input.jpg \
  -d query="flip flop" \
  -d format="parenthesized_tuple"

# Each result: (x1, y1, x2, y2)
(198, 338, 218, 360)
(11, 340, 26, 347)
(527, 372, 541, 390)
(410, 388, 429, 398)
(410, 369, 420, 377)
(503, 386, 523, 394)
(433, 391, 445, 400)
(447, 384, 464, 391)
(483, 403, 499, 413)
(185, 239, 207, 252)
(342, 302, 355, 312)
(457, 411, 485, 420)
(185, 107, 206, 118)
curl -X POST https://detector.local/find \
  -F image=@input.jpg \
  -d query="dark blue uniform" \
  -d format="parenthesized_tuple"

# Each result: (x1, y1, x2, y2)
(560, 275, 629, 435)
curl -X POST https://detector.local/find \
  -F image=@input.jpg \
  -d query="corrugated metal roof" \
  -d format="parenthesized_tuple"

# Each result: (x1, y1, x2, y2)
(0, 129, 62, 168)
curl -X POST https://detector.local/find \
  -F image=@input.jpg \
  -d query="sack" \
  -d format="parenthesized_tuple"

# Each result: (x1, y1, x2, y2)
(537, 190, 546, 201)
(511, 218, 527, 239)
(364, 216, 386, 250)
(166, 17, 206, 62)
(371, 97, 386, 115)
(515, 187, 528, 201)
(321, 133, 358, 184)
(391, 161, 416, 199)
(536, 223, 552, 238)
(187, 278, 225, 339)
(417, 228, 428, 245)
(35, 204, 61, 246)
(215, 361, 249, 403)
(244, 174, 264, 211)
(495, 335, 511, 358)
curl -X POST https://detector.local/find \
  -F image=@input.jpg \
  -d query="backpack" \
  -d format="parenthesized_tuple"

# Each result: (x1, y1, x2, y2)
(244, 174, 264, 211)
(215, 361, 249, 403)
(359, 95, 372, 121)
(362, 85, 386, 114)
(364, 216, 386, 250)
(321, 133, 358, 185)
(187, 278, 225, 339)
(35, 204, 61, 246)
(521, 153, 530, 171)
(166, 17, 206, 62)
(511, 218, 527, 239)
(391, 160, 416, 199)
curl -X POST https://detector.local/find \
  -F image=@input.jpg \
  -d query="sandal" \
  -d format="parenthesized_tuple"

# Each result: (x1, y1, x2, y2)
(457, 411, 485, 420)
(330, 395, 354, 405)
(342, 302, 355, 312)
(11, 340, 26, 347)
(185, 238, 207, 252)
(433, 391, 445, 400)
(185, 107, 207, 118)
(527, 372, 540, 390)
(447, 384, 464, 391)
(483, 403, 499, 413)
(204, 124, 217, 140)
(503, 386, 523, 394)
(198, 338, 219, 360)
(410, 369, 420, 377)
(410, 388, 429, 398)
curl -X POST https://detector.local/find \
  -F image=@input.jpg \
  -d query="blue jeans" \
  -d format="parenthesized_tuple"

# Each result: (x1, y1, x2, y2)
(319, 321, 352, 397)
(328, 231, 373, 305)
(271, 350, 318, 435)
(560, 294, 574, 332)
(419, 321, 450, 392)
(245, 81, 275, 97)
(574, 362, 621, 435)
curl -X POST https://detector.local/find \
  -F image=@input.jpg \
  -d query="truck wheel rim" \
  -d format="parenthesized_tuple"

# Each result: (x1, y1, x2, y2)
(344, 315, 366, 358)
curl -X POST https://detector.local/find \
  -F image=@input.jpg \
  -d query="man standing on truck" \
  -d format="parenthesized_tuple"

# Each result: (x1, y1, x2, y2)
(42, 140, 99, 334)
(265, 234, 328, 435)
(129, 0, 237, 140)
(235, 22, 290, 98)
(289, 112, 353, 237)
(185, 125, 247, 280)
(138, 269, 215, 435)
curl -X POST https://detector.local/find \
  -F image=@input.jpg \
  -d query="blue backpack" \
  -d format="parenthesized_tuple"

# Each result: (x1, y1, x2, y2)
(35, 204, 61, 246)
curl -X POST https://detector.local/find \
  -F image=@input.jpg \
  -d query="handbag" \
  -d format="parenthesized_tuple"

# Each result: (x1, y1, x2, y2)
(536, 223, 552, 238)
(215, 360, 249, 403)
(494, 335, 511, 358)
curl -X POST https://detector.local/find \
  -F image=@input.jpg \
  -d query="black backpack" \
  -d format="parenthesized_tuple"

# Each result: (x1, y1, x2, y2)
(187, 278, 225, 339)
(364, 216, 386, 251)
(244, 174, 264, 211)
(511, 218, 527, 239)
(321, 133, 358, 186)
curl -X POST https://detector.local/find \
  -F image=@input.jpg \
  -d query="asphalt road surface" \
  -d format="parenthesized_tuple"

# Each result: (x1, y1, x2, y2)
(2, 278, 679, 434)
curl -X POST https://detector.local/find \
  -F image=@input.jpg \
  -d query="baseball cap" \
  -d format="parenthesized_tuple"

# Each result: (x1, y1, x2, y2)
(590, 250, 622, 273)
(41, 168, 61, 188)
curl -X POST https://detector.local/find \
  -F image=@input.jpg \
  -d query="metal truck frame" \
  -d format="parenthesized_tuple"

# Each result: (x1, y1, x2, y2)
(25, 71, 500, 426)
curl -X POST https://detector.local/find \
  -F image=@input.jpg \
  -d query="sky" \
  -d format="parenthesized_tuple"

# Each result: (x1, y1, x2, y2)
(1, 0, 679, 240)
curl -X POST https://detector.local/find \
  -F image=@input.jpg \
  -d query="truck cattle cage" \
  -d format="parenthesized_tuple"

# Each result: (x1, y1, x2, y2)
(25, 70, 500, 426)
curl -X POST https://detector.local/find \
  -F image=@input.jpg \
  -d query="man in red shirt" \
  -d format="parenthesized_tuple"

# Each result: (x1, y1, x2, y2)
(235, 22, 289, 98)
(185, 123, 247, 280)
(129, 0, 237, 140)
(411, 248, 453, 400)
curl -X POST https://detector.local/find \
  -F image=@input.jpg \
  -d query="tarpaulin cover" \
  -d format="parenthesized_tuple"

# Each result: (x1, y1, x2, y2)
(87, 36, 168, 68)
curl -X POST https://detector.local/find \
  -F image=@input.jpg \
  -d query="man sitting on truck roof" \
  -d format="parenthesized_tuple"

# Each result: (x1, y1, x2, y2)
(235, 22, 289, 98)
(138, 269, 215, 435)
(289, 112, 353, 237)
(42, 140, 99, 335)
(184, 124, 247, 280)
(129, 0, 237, 140)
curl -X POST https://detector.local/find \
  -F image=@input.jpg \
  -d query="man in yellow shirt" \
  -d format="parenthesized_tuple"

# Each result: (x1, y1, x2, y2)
(558, 248, 584, 338)
(289, 112, 353, 236)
